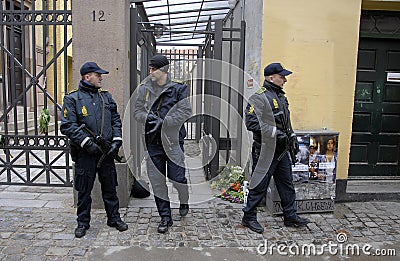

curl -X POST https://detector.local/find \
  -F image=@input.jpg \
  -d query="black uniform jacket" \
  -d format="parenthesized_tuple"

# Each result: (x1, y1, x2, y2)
(134, 76, 192, 145)
(60, 80, 122, 148)
(245, 80, 295, 154)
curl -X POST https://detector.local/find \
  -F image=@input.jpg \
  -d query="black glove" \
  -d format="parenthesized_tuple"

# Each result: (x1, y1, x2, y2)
(291, 136, 300, 155)
(276, 130, 289, 147)
(107, 140, 122, 157)
(146, 112, 158, 124)
(146, 116, 163, 134)
(83, 139, 102, 155)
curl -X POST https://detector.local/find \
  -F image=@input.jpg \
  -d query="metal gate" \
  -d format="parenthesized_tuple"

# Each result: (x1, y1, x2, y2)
(201, 17, 246, 180)
(0, 0, 72, 186)
(130, 4, 246, 180)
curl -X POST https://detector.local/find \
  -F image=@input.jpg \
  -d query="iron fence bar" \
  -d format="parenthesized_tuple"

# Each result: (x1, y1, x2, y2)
(0, 38, 72, 120)
(0, 10, 72, 25)
(52, 0, 58, 136)
(195, 46, 202, 142)
(209, 19, 222, 178)
(225, 16, 233, 165)
(42, 0, 48, 119)
(0, 0, 9, 135)
(0, 0, 72, 187)
(61, 0, 69, 136)
(21, 0, 28, 135)
(31, 168, 46, 183)
(9, 1, 18, 135)
(31, 0, 38, 137)
(236, 20, 246, 166)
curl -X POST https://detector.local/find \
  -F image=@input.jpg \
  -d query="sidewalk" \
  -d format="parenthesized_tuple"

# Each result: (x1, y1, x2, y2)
(0, 144, 400, 260)
(1, 185, 400, 260)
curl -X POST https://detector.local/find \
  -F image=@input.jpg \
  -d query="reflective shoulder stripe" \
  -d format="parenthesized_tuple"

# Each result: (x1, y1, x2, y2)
(67, 89, 78, 94)
(172, 79, 184, 84)
(256, 87, 266, 94)
(145, 90, 150, 102)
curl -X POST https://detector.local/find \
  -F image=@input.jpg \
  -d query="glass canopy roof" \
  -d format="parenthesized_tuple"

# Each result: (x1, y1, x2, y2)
(132, 0, 235, 45)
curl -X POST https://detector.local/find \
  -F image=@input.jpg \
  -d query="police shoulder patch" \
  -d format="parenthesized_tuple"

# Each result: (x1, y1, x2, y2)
(256, 87, 266, 94)
(272, 98, 279, 109)
(248, 104, 255, 114)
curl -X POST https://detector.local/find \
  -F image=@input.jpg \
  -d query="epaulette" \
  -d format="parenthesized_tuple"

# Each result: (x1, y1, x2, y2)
(172, 79, 184, 84)
(256, 87, 266, 94)
(67, 88, 78, 94)
(99, 88, 108, 92)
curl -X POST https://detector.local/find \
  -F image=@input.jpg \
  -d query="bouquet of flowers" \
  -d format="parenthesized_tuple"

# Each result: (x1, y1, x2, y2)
(210, 165, 245, 204)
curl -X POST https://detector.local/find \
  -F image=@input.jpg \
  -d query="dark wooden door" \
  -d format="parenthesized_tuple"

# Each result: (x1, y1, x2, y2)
(7, 27, 23, 104)
(349, 38, 400, 177)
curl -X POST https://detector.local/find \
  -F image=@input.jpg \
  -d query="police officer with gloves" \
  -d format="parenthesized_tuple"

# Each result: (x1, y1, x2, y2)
(134, 55, 192, 233)
(242, 63, 310, 233)
(61, 62, 128, 238)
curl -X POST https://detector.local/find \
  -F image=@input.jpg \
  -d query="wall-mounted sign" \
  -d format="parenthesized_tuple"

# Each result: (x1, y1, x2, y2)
(387, 72, 400, 82)
(247, 78, 253, 88)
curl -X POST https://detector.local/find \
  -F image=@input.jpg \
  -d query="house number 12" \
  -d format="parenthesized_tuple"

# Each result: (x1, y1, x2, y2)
(92, 10, 105, 22)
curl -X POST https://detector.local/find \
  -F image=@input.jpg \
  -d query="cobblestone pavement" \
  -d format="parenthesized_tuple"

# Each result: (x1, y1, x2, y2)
(0, 185, 399, 260)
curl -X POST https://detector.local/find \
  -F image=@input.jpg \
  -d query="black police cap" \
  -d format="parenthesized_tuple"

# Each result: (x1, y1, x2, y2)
(264, 63, 292, 76)
(80, 62, 109, 76)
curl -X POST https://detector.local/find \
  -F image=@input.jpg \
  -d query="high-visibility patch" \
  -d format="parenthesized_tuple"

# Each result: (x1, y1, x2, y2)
(63, 108, 67, 118)
(81, 106, 88, 117)
(248, 104, 255, 114)
(273, 99, 279, 109)
(256, 87, 266, 94)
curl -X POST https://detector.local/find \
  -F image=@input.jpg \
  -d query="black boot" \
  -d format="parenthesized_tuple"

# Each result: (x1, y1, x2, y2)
(74, 225, 88, 238)
(157, 218, 173, 233)
(284, 216, 310, 227)
(179, 204, 189, 217)
(107, 220, 128, 232)
(242, 218, 264, 234)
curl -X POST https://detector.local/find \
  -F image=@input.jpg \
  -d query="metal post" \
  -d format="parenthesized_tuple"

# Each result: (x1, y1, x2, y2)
(209, 19, 223, 179)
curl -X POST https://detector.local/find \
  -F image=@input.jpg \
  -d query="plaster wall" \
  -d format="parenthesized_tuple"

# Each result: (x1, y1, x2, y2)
(261, 0, 362, 180)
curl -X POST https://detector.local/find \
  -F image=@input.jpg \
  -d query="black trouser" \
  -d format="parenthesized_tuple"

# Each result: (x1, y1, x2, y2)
(243, 143, 296, 220)
(74, 151, 121, 228)
(146, 143, 188, 220)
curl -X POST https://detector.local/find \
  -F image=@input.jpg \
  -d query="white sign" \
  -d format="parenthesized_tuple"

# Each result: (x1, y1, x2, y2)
(387, 72, 400, 82)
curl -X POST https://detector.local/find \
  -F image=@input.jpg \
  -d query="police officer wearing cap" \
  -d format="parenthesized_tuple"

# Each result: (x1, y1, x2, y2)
(242, 63, 310, 233)
(61, 62, 128, 238)
(134, 55, 192, 233)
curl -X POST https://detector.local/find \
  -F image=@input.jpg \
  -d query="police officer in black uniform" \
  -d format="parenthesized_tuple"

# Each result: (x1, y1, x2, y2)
(61, 62, 128, 238)
(242, 63, 310, 233)
(134, 55, 192, 233)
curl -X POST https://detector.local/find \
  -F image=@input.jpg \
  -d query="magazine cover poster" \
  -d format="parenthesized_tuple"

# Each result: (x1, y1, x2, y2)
(309, 134, 339, 183)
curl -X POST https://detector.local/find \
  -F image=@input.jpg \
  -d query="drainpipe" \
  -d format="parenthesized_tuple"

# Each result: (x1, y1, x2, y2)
(241, 0, 245, 21)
